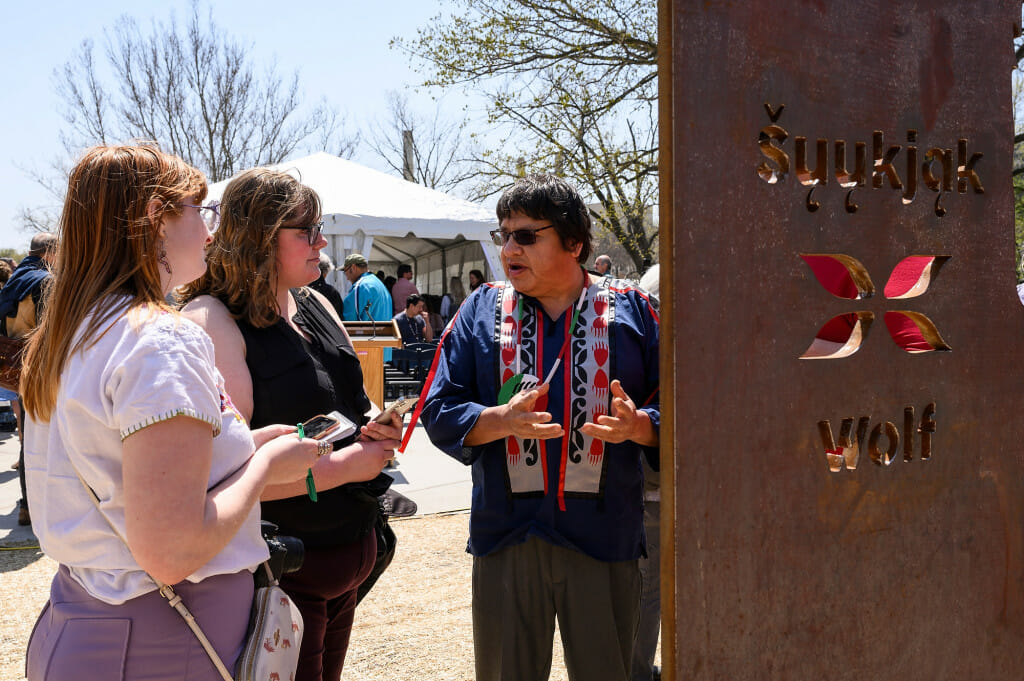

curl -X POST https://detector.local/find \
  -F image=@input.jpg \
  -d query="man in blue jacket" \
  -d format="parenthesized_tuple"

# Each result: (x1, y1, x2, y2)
(0, 232, 57, 526)
(419, 175, 659, 681)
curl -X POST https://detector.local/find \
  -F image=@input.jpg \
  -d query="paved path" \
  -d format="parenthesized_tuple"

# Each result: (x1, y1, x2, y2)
(0, 427, 31, 546)
(0, 419, 471, 547)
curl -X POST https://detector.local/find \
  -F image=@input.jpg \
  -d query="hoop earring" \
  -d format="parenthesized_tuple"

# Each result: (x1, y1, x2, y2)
(158, 239, 172, 275)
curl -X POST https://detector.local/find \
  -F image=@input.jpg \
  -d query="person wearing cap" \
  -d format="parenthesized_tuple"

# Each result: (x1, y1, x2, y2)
(341, 253, 393, 326)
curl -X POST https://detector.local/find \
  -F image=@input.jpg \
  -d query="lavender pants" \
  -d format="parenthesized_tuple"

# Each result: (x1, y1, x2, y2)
(27, 565, 253, 681)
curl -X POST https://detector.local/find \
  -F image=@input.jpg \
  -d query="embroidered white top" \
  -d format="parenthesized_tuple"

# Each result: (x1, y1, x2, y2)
(24, 303, 268, 604)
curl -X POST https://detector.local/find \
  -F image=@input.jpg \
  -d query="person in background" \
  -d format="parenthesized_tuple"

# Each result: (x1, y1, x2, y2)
(391, 263, 419, 315)
(0, 259, 17, 476)
(181, 169, 401, 681)
(309, 252, 345, 318)
(468, 268, 485, 292)
(1017, 253, 1024, 306)
(419, 174, 660, 681)
(0, 233, 57, 337)
(595, 254, 613, 278)
(633, 263, 661, 681)
(343, 253, 395, 362)
(22, 144, 319, 681)
(0, 231, 58, 527)
(392, 293, 434, 345)
(341, 253, 392, 324)
(424, 295, 445, 338)
(440, 276, 466, 324)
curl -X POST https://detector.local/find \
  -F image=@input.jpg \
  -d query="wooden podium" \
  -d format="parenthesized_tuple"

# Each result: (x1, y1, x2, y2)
(344, 321, 402, 407)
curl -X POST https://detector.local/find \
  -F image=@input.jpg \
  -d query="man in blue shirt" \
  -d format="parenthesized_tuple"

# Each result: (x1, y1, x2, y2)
(419, 175, 660, 681)
(341, 253, 393, 324)
(342, 253, 394, 361)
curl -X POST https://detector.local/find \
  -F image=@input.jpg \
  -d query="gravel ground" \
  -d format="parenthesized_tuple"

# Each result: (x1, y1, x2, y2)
(0, 512, 573, 681)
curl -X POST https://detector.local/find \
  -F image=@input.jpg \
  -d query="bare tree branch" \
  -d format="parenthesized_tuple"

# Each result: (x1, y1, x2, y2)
(366, 91, 480, 194)
(25, 0, 360, 234)
(23, 1, 360, 233)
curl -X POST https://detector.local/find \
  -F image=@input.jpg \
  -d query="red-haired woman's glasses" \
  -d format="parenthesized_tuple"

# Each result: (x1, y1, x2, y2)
(181, 201, 221, 232)
(490, 224, 553, 247)
(280, 220, 325, 246)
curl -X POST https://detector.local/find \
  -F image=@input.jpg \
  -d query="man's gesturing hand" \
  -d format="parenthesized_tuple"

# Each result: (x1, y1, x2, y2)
(504, 382, 564, 440)
(580, 379, 657, 446)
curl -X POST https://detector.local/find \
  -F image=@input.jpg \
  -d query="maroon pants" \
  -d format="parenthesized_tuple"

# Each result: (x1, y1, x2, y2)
(282, 531, 376, 681)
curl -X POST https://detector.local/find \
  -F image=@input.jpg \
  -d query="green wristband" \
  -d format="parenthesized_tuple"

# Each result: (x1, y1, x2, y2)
(306, 468, 318, 502)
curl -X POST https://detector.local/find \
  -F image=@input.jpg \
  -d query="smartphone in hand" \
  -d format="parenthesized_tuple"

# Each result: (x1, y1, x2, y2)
(302, 410, 358, 443)
(373, 396, 418, 424)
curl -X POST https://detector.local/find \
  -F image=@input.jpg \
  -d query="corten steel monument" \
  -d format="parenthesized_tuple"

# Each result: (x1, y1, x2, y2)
(658, 2, 1024, 679)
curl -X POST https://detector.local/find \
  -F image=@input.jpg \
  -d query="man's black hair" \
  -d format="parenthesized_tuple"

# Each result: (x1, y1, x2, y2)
(495, 174, 592, 264)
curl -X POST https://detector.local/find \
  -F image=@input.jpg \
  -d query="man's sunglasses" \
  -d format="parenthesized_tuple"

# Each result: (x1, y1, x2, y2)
(490, 224, 553, 247)
(181, 201, 221, 232)
(280, 220, 325, 246)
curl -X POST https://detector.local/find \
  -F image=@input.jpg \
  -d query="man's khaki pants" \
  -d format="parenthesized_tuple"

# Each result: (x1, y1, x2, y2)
(472, 536, 640, 681)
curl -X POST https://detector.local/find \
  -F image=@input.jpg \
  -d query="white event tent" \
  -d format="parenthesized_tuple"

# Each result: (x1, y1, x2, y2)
(206, 152, 501, 296)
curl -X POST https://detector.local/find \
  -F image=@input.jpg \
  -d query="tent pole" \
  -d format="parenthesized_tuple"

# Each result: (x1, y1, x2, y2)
(441, 249, 448, 294)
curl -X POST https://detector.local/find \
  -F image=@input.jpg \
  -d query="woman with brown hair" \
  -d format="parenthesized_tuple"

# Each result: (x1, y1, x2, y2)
(22, 145, 319, 681)
(468, 268, 485, 292)
(180, 167, 400, 681)
(439, 275, 466, 323)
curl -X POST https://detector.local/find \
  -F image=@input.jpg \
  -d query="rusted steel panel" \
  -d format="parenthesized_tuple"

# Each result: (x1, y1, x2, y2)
(662, 2, 1024, 679)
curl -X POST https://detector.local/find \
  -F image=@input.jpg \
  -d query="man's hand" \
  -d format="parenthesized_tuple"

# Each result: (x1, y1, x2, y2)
(422, 310, 435, 341)
(504, 382, 563, 440)
(464, 382, 564, 446)
(580, 380, 658, 446)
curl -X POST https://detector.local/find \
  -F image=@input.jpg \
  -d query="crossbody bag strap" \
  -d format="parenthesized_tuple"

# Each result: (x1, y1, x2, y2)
(70, 465, 235, 681)
(156, 582, 235, 681)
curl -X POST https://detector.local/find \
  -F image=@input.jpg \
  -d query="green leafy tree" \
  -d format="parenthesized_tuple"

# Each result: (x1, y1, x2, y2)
(396, 0, 659, 273)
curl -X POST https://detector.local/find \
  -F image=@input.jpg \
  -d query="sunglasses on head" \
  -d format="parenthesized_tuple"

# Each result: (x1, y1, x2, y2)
(280, 220, 324, 246)
(490, 224, 554, 247)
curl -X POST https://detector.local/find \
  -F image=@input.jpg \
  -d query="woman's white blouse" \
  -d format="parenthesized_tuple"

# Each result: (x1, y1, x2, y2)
(24, 305, 268, 604)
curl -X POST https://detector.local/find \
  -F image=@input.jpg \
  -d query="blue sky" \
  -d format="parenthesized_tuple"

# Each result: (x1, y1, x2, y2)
(0, 0, 474, 250)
